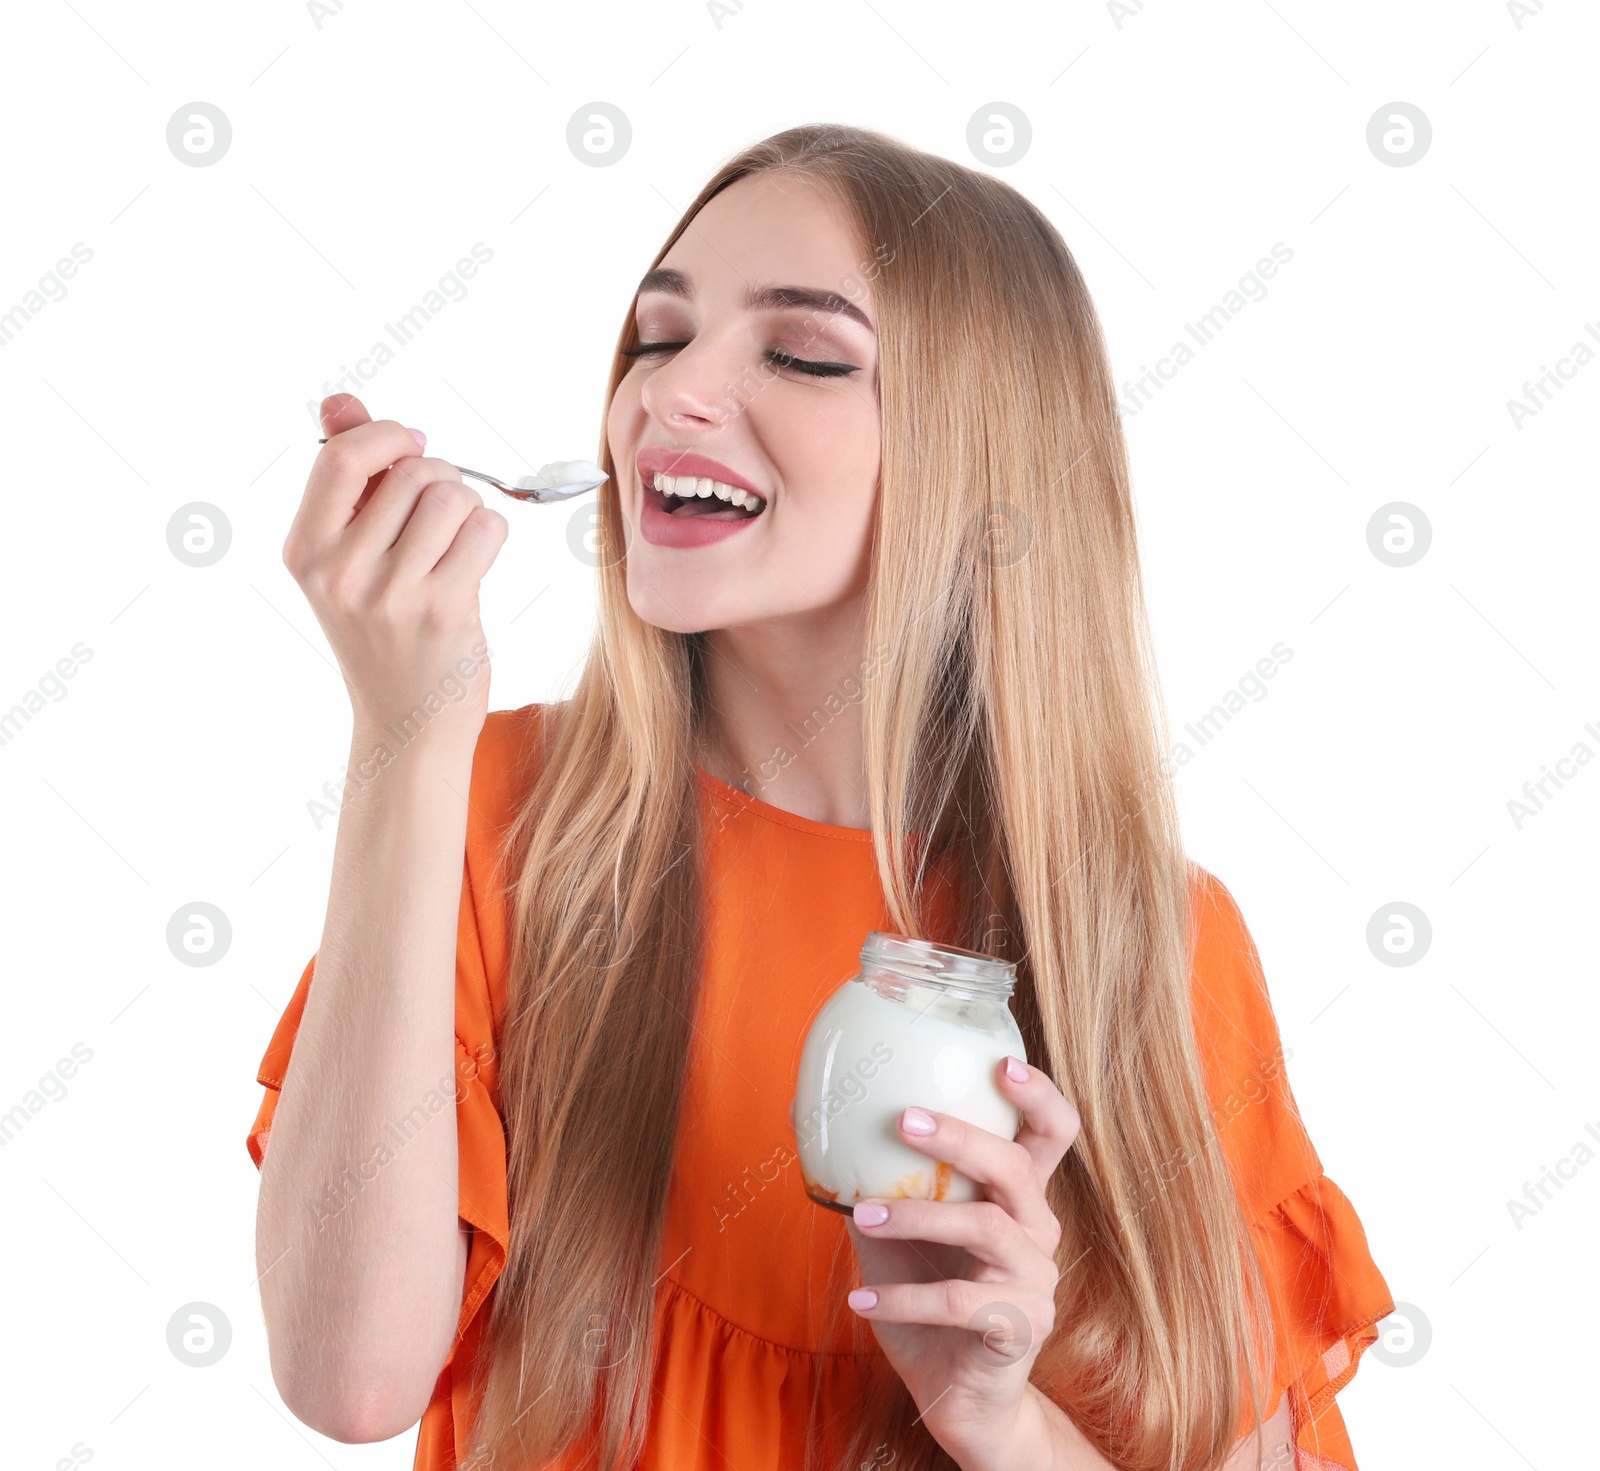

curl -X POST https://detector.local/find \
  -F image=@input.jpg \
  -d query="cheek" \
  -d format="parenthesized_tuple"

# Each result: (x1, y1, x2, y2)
(789, 399, 879, 501)
(606, 377, 642, 445)
(788, 479, 879, 578)
(819, 416, 880, 529)
(844, 402, 882, 489)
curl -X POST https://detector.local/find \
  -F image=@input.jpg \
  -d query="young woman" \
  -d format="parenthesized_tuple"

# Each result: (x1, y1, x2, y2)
(249, 124, 1394, 1471)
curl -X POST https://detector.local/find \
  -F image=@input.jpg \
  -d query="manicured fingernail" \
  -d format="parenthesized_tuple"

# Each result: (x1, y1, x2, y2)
(902, 1107, 936, 1136)
(848, 1288, 879, 1311)
(1005, 1055, 1029, 1083)
(408, 427, 427, 447)
(854, 1201, 889, 1226)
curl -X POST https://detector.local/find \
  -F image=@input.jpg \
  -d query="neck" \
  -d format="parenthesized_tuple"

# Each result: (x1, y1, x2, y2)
(696, 602, 872, 831)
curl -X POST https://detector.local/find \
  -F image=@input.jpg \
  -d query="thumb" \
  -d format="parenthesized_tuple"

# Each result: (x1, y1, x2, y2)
(316, 393, 401, 520)
(320, 392, 372, 438)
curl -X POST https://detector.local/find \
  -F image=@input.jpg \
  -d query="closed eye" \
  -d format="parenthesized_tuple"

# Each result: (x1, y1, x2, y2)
(621, 341, 859, 379)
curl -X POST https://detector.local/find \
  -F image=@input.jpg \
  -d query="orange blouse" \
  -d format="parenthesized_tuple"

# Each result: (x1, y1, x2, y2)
(247, 703, 1393, 1469)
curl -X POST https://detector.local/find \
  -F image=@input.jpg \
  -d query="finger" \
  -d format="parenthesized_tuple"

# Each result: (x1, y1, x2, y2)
(320, 392, 369, 439)
(386, 476, 487, 582)
(429, 503, 509, 596)
(890, 1099, 1066, 1253)
(845, 1277, 1053, 1355)
(298, 411, 428, 548)
(995, 1056, 1082, 1186)
(321, 394, 390, 519)
(343, 455, 467, 563)
(849, 1196, 1038, 1278)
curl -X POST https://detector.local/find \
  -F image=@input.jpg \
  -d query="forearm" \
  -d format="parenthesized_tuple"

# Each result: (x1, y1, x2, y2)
(255, 726, 477, 1435)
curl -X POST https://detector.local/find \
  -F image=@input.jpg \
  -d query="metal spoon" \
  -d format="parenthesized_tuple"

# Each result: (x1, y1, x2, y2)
(315, 438, 608, 504)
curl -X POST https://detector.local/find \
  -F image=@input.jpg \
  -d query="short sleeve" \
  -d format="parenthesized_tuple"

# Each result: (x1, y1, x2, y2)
(1249, 1177, 1393, 1470)
(245, 704, 546, 1403)
(1188, 867, 1394, 1470)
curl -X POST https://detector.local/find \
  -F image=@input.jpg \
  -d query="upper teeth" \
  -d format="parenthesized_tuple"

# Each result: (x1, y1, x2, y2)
(652, 471, 765, 512)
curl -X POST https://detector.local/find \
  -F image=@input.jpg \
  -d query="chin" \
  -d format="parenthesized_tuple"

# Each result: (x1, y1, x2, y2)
(624, 572, 731, 636)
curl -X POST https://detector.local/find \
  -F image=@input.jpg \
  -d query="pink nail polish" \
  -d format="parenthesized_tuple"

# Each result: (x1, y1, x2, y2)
(902, 1107, 936, 1136)
(848, 1288, 878, 1311)
(408, 427, 427, 448)
(1005, 1055, 1029, 1083)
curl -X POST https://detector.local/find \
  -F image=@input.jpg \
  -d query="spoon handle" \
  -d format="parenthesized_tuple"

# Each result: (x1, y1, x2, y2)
(312, 439, 602, 503)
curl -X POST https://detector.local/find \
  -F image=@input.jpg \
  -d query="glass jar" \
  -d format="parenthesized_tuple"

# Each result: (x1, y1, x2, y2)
(793, 932, 1027, 1215)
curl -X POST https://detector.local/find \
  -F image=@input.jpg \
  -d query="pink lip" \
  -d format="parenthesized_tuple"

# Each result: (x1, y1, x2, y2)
(635, 446, 768, 502)
(635, 445, 769, 549)
(640, 495, 761, 547)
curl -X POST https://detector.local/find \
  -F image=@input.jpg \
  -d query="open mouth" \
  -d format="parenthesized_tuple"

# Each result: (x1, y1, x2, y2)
(645, 471, 767, 522)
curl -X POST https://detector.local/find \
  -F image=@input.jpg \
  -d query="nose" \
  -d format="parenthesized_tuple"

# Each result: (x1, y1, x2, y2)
(638, 336, 759, 432)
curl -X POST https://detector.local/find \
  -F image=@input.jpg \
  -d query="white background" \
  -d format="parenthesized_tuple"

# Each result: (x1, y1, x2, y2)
(1, 1, 1594, 1467)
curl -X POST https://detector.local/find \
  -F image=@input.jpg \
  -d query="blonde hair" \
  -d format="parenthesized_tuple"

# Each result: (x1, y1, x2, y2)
(464, 123, 1278, 1471)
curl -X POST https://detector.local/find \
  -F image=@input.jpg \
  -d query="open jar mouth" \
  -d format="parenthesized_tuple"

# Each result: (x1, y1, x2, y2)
(859, 932, 1017, 997)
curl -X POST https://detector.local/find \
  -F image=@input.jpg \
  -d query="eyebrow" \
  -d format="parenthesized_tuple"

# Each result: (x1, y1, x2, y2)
(634, 267, 875, 336)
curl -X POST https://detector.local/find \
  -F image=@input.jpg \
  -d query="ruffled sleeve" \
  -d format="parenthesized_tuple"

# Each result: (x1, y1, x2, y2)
(245, 704, 545, 1465)
(1189, 867, 1395, 1470)
(1249, 1175, 1393, 1470)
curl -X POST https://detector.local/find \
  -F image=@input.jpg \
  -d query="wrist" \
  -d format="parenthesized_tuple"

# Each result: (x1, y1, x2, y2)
(953, 1385, 1111, 1471)
(339, 721, 479, 811)
(950, 1387, 1056, 1471)
(1029, 1384, 1121, 1471)
(349, 715, 480, 769)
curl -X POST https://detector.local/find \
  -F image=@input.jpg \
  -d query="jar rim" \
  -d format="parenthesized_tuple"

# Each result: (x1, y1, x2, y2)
(860, 932, 1017, 994)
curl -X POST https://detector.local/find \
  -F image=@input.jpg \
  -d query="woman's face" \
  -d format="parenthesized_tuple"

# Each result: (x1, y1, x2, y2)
(606, 171, 882, 635)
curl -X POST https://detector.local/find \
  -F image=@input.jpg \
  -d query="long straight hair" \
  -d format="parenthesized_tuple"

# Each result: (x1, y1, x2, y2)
(463, 123, 1278, 1471)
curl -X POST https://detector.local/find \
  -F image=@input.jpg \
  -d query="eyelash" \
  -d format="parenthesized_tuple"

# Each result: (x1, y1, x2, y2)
(620, 341, 858, 379)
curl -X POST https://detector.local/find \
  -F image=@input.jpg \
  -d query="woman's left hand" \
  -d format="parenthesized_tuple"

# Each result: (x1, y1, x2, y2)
(832, 1056, 1081, 1466)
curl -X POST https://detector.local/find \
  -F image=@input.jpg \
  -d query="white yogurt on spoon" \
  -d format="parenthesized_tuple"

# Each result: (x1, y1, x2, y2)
(512, 459, 608, 501)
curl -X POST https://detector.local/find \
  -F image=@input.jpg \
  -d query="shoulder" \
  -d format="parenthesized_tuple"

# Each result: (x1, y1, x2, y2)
(458, 701, 557, 919)
(1184, 862, 1275, 1049)
(475, 701, 550, 781)
(1186, 864, 1258, 988)
(465, 703, 554, 837)
(1184, 862, 1320, 1216)
(455, 705, 557, 1083)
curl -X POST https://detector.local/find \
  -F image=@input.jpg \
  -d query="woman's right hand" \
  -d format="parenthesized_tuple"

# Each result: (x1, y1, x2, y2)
(282, 393, 510, 746)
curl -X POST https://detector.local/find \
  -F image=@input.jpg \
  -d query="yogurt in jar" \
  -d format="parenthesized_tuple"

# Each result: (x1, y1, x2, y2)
(794, 934, 1025, 1213)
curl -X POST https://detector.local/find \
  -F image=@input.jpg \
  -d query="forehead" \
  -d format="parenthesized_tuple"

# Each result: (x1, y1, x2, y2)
(650, 172, 875, 326)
